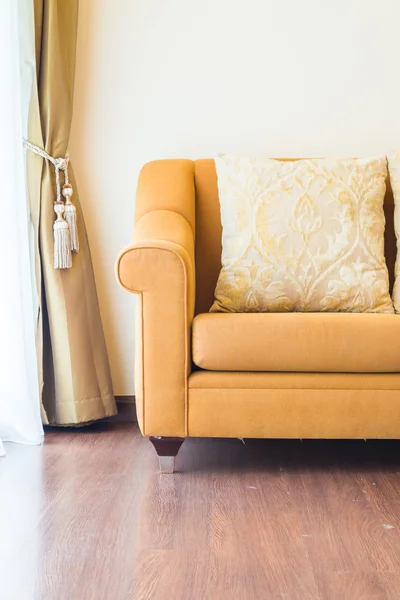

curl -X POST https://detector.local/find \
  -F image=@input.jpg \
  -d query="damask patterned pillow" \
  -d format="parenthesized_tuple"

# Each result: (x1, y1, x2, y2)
(388, 152, 400, 313)
(210, 154, 393, 313)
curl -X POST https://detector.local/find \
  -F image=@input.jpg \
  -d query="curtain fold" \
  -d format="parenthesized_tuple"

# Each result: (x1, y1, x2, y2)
(27, 0, 116, 424)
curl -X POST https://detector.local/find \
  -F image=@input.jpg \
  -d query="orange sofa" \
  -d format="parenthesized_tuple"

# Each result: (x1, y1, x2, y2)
(116, 159, 400, 472)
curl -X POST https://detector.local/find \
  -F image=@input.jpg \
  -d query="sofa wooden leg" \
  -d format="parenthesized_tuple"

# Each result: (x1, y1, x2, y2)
(149, 437, 185, 473)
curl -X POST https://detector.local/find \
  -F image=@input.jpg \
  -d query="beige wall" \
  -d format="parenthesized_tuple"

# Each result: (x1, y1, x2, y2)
(69, 0, 400, 394)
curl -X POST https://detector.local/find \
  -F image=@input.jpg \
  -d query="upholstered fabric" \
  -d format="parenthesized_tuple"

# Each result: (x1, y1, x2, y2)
(189, 370, 400, 390)
(135, 159, 196, 233)
(188, 371, 400, 438)
(194, 159, 223, 314)
(116, 158, 400, 442)
(192, 312, 400, 372)
(211, 155, 393, 314)
(388, 153, 400, 312)
(116, 163, 196, 437)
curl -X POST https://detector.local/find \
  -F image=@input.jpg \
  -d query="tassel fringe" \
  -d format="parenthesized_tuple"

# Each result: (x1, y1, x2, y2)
(54, 219, 72, 269)
(64, 203, 79, 253)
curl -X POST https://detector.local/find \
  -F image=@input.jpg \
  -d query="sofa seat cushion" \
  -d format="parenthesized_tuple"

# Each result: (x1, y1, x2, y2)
(192, 313, 400, 373)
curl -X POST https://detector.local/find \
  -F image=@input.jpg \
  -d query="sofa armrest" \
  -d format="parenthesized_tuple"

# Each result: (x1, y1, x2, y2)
(116, 209, 195, 437)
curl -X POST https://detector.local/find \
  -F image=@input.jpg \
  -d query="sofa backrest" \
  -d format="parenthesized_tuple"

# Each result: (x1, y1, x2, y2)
(193, 158, 396, 315)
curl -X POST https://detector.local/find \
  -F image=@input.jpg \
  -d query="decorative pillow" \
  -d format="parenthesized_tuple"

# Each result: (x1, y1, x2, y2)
(210, 154, 393, 313)
(388, 152, 400, 313)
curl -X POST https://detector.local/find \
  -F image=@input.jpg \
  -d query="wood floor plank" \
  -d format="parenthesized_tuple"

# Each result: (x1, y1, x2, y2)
(1, 426, 400, 600)
(314, 572, 400, 600)
(290, 467, 400, 573)
(357, 470, 400, 529)
(205, 471, 320, 599)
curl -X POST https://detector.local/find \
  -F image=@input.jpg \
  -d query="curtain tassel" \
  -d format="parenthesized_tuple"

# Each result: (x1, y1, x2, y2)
(23, 140, 79, 269)
(62, 183, 79, 252)
(53, 201, 72, 269)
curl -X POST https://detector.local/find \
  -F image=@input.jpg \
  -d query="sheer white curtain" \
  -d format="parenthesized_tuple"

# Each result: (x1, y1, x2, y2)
(0, 0, 43, 455)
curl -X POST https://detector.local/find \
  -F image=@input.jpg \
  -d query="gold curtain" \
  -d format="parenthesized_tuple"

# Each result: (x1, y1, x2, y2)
(27, 0, 116, 424)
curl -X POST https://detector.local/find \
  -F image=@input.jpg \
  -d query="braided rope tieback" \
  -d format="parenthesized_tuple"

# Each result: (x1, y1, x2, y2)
(23, 140, 79, 269)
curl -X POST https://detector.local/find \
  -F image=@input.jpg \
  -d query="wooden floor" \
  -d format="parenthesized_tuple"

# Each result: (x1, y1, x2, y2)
(1, 424, 400, 600)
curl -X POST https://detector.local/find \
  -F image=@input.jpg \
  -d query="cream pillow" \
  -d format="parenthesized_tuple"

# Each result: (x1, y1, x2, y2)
(388, 152, 400, 312)
(211, 154, 393, 314)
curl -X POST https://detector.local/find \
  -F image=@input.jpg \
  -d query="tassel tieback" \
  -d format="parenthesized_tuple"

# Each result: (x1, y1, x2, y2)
(23, 139, 79, 269)
(54, 202, 72, 269)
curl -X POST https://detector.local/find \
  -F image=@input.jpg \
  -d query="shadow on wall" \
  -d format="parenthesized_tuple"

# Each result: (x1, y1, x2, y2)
(69, 0, 136, 394)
